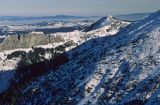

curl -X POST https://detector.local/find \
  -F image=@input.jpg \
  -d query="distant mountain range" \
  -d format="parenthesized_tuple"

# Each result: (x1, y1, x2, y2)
(0, 13, 151, 22)
(0, 15, 99, 21)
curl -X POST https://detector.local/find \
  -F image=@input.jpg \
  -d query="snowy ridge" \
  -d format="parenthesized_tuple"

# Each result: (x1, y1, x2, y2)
(84, 15, 129, 32)
(13, 10, 160, 105)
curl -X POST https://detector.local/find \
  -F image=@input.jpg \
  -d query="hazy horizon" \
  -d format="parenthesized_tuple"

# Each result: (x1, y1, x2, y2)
(0, 0, 159, 16)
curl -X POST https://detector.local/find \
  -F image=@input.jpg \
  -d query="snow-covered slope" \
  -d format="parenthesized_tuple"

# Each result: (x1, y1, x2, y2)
(54, 16, 129, 45)
(0, 16, 129, 94)
(12, 10, 160, 105)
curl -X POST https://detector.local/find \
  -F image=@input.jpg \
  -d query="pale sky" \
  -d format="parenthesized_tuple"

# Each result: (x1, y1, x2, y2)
(0, 0, 159, 16)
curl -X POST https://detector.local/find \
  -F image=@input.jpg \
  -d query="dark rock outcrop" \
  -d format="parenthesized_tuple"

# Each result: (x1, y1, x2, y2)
(0, 33, 64, 51)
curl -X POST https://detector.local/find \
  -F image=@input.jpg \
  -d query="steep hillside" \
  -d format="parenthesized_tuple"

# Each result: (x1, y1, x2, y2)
(0, 16, 129, 95)
(10, 10, 160, 105)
